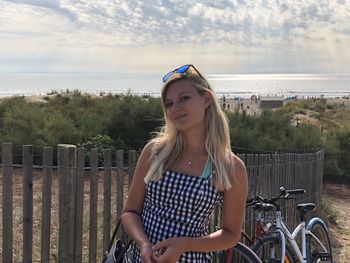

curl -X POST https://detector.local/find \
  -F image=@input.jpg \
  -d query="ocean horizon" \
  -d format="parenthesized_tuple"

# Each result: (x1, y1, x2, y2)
(1, 72, 349, 99)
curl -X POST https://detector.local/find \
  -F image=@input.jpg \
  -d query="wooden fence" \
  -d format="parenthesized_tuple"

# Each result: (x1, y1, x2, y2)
(0, 143, 325, 263)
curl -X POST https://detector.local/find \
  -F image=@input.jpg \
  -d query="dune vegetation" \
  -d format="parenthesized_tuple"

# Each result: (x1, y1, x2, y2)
(0, 91, 349, 183)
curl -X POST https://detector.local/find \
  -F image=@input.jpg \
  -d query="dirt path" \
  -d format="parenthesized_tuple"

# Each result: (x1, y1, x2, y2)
(324, 183, 350, 263)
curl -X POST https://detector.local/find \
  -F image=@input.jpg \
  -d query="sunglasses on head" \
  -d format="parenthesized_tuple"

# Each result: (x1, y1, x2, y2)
(162, 64, 205, 83)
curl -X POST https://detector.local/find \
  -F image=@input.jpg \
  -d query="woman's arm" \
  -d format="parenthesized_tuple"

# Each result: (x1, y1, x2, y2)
(152, 154, 248, 261)
(121, 141, 155, 262)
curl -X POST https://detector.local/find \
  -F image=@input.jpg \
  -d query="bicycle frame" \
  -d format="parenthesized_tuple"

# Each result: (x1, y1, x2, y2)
(275, 211, 329, 263)
(275, 210, 305, 262)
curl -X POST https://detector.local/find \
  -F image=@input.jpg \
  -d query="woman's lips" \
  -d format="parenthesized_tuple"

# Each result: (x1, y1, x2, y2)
(174, 113, 187, 122)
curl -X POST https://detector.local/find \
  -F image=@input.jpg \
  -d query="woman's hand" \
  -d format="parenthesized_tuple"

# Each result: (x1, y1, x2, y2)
(152, 237, 185, 263)
(140, 241, 156, 263)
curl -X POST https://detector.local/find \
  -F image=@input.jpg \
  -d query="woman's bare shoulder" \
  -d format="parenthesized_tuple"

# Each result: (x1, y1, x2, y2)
(229, 153, 247, 184)
(136, 140, 156, 167)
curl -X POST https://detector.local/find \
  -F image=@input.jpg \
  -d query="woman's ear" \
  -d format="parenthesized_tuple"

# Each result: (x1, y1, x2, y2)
(204, 91, 212, 108)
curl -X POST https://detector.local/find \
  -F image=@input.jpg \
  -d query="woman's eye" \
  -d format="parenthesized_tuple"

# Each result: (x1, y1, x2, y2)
(180, 96, 190, 102)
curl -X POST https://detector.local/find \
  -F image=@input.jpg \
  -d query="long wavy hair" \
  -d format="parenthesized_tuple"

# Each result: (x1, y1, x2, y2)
(144, 66, 233, 190)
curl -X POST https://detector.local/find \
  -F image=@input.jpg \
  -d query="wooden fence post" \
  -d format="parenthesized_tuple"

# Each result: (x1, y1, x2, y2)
(2, 143, 13, 263)
(128, 150, 136, 189)
(74, 148, 85, 263)
(317, 150, 325, 209)
(41, 147, 53, 263)
(57, 144, 77, 263)
(89, 149, 98, 263)
(103, 149, 112, 252)
(245, 154, 255, 237)
(116, 150, 124, 238)
(23, 145, 33, 263)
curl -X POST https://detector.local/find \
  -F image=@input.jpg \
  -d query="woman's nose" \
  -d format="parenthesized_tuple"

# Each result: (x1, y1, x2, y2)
(170, 101, 181, 112)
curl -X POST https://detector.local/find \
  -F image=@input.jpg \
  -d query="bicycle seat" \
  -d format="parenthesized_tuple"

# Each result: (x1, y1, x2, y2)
(253, 202, 274, 212)
(296, 203, 316, 212)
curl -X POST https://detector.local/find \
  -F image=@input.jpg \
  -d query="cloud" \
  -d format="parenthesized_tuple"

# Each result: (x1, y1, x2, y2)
(0, 0, 349, 73)
(4, 0, 77, 21)
(3, 0, 350, 46)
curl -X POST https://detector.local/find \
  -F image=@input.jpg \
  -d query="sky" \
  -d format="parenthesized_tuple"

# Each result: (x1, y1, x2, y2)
(0, 0, 350, 74)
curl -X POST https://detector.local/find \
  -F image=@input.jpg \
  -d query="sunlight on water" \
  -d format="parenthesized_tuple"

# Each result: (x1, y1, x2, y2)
(0, 72, 349, 98)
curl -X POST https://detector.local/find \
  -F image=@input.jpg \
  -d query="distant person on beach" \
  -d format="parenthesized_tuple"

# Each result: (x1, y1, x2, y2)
(121, 64, 248, 262)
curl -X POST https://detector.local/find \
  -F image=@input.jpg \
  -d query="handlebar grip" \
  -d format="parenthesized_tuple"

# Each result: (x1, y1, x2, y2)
(246, 197, 254, 204)
(287, 189, 306, 195)
(246, 195, 264, 206)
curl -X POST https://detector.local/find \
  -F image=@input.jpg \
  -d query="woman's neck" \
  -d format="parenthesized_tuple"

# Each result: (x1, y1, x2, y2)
(182, 129, 206, 154)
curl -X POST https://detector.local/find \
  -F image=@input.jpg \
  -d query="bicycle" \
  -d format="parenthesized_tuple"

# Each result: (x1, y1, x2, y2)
(212, 199, 263, 263)
(220, 196, 276, 263)
(250, 187, 332, 263)
(242, 195, 296, 262)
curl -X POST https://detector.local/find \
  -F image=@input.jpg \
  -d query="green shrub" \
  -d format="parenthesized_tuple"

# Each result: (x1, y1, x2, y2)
(1, 94, 349, 182)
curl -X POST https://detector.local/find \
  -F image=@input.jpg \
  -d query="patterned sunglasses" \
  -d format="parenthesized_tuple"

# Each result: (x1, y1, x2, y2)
(162, 64, 205, 83)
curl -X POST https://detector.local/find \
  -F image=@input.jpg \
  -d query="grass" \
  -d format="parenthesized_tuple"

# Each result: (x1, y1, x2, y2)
(321, 198, 339, 226)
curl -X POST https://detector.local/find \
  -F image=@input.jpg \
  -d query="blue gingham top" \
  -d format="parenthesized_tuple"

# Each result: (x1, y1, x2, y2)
(131, 159, 224, 262)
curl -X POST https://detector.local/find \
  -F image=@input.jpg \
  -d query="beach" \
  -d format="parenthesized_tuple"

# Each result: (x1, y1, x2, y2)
(219, 95, 350, 115)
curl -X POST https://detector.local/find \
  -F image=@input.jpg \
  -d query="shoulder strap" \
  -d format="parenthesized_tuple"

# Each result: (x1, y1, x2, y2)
(201, 158, 212, 179)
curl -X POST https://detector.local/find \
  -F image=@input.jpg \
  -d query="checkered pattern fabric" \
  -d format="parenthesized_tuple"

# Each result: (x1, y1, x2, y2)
(131, 170, 223, 262)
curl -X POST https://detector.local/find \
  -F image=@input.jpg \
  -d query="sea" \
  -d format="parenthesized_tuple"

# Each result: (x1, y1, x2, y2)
(0, 72, 349, 99)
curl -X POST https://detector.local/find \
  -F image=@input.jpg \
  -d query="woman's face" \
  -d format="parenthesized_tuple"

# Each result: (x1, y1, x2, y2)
(164, 79, 211, 132)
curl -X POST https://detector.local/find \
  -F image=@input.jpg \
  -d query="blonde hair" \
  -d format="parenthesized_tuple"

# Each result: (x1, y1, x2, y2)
(144, 67, 233, 190)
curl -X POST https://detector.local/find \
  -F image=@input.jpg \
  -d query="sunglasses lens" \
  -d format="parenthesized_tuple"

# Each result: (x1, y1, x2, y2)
(176, 65, 190, 74)
(162, 71, 174, 82)
(162, 65, 192, 82)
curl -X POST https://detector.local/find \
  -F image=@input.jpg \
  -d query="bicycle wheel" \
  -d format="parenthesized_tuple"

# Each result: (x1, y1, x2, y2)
(306, 218, 332, 263)
(251, 235, 297, 263)
(225, 242, 262, 263)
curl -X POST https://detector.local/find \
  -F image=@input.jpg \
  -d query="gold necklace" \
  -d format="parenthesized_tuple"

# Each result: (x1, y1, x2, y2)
(185, 150, 206, 166)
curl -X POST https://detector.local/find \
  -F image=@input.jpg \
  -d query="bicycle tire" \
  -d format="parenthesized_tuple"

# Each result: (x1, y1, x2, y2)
(306, 218, 333, 263)
(225, 242, 262, 263)
(251, 235, 297, 263)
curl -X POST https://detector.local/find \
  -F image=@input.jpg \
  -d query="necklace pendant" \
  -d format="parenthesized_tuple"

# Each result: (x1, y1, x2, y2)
(188, 161, 192, 165)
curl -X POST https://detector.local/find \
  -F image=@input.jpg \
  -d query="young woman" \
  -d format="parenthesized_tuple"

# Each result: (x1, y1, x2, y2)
(121, 64, 248, 262)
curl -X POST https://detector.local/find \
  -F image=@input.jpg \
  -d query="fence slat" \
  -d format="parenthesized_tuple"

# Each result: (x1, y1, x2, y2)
(245, 154, 254, 238)
(318, 150, 325, 209)
(57, 144, 76, 263)
(58, 145, 67, 262)
(89, 149, 98, 263)
(67, 146, 77, 263)
(116, 150, 124, 218)
(23, 145, 33, 263)
(116, 150, 124, 238)
(128, 150, 136, 189)
(41, 147, 53, 263)
(2, 143, 13, 263)
(75, 148, 85, 263)
(103, 149, 112, 252)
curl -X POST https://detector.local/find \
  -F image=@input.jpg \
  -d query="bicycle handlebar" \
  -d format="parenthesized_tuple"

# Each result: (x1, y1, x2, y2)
(246, 195, 265, 207)
(287, 189, 306, 195)
(246, 187, 306, 210)
(279, 186, 306, 196)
